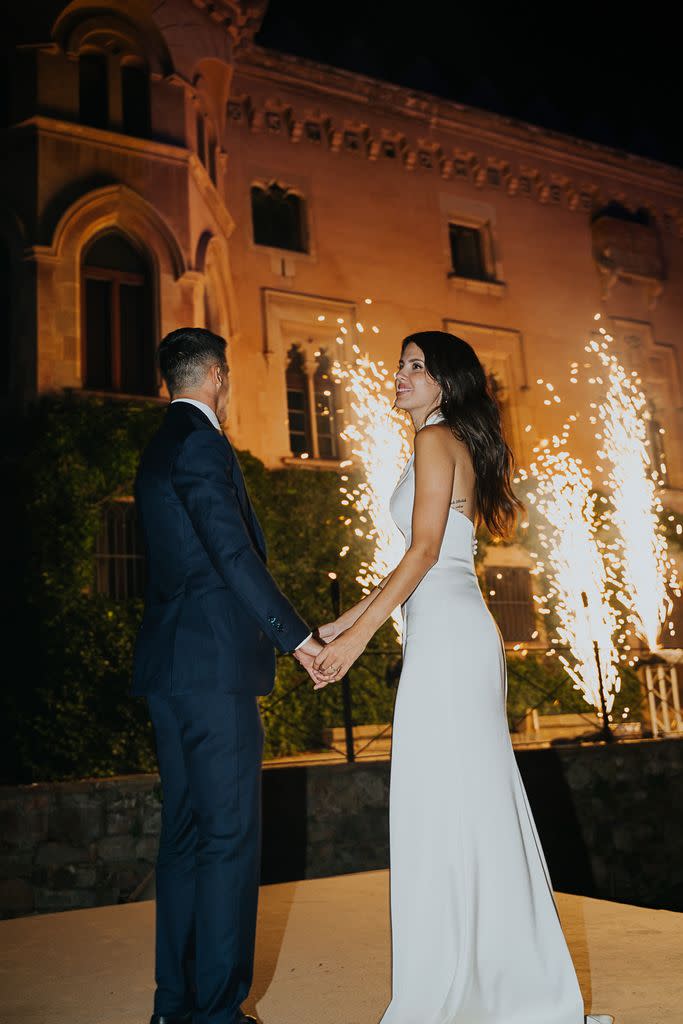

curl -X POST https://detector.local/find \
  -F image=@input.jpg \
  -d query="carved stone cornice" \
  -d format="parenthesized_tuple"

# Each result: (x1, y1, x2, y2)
(234, 46, 683, 204)
(189, 0, 268, 49)
(228, 56, 683, 241)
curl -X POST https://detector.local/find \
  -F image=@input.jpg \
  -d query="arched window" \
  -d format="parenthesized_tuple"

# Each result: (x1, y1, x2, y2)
(251, 183, 308, 253)
(286, 344, 311, 456)
(121, 62, 151, 138)
(82, 232, 155, 395)
(79, 52, 109, 129)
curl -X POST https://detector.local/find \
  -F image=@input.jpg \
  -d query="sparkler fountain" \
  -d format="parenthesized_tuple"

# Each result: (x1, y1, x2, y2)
(332, 334, 411, 639)
(327, 306, 679, 739)
(520, 316, 680, 739)
(523, 444, 622, 737)
(591, 334, 678, 651)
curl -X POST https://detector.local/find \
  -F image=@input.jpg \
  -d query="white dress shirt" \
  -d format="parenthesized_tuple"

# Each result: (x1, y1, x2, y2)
(171, 399, 312, 651)
(171, 397, 221, 430)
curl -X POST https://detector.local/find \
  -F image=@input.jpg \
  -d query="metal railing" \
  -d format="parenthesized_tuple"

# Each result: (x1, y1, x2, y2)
(260, 580, 664, 764)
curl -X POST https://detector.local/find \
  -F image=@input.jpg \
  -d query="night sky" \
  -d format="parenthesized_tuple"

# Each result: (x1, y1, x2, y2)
(257, 3, 682, 171)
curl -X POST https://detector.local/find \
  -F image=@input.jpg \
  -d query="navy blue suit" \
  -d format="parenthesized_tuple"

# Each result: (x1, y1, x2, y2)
(133, 401, 309, 1023)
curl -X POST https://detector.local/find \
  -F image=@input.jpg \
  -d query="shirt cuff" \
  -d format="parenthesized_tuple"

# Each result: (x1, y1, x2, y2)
(294, 631, 313, 651)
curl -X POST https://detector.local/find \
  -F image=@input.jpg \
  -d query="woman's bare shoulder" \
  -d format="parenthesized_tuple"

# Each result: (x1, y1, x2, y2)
(415, 422, 466, 461)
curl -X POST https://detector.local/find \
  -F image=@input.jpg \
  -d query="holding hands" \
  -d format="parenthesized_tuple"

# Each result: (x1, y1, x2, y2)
(292, 617, 368, 689)
(309, 622, 368, 688)
(311, 619, 370, 689)
(293, 635, 328, 687)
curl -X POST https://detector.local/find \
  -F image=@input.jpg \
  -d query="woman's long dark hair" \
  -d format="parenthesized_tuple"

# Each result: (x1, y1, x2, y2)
(401, 331, 523, 540)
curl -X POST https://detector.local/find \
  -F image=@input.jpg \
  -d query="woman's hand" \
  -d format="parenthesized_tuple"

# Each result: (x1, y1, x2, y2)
(312, 626, 369, 689)
(316, 619, 347, 643)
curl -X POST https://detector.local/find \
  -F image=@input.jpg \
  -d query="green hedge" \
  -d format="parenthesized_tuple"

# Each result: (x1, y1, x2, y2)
(0, 394, 647, 784)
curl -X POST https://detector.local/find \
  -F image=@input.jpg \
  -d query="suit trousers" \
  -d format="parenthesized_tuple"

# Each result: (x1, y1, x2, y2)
(147, 690, 264, 1024)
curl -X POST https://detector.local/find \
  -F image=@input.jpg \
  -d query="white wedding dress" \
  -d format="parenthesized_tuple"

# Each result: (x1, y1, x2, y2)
(380, 419, 608, 1024)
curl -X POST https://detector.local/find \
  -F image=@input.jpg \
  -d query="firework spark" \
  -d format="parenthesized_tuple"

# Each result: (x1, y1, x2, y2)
(527, 445, 621, 711)
(334, 350, 411, 638)
(591, 338, 678, 650)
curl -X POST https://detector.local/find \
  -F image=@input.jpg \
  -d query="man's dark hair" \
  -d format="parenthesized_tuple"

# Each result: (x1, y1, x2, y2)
(158, 327, 227, 396)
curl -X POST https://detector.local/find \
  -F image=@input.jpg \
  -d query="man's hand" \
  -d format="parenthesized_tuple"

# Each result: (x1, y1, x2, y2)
(293, 636, 329, 689)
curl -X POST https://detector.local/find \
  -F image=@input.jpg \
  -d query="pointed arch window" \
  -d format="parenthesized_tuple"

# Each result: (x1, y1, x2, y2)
(251, 183, 308, 253)
(82, 232, 156, 396)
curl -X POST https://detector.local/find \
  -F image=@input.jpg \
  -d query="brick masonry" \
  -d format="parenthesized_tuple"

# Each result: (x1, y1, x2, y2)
(1, 738, 681, 918)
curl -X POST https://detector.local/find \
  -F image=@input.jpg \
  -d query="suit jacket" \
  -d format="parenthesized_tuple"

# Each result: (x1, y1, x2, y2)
(131, 402, 310, 696)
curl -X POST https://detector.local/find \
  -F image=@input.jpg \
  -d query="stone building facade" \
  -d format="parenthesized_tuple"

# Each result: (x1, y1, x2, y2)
(5, 0, 683, 646)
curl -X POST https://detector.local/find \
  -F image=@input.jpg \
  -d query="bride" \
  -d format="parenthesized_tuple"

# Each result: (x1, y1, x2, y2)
(312, 332, 613, 1024)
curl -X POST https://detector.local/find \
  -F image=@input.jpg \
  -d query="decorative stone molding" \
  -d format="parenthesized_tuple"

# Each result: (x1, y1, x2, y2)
(448, 275, 507, 298)
(44, 183, 186, 279)
(231, 50, 683, 240)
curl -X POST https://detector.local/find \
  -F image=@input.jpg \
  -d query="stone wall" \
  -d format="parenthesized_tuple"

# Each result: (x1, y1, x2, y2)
(0, 775, 162, 918)
(1, 738, 681, 919)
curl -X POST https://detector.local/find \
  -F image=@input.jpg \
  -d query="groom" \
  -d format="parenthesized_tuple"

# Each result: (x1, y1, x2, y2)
(132, 327, 324, 1024)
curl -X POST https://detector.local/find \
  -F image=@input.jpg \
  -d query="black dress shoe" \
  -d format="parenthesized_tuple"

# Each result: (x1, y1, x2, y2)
(149, 1014, 192, 1024)
(238, 1016, 257, 1024)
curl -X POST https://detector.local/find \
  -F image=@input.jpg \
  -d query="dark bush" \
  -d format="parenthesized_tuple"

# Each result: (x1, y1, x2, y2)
(0, 394, 396, 782)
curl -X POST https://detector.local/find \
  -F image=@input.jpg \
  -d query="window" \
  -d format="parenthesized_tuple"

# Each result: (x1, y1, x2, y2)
(485, 567, 536, 643)
(286, 345, 312, 456)
(660, 595, 683, 649)
(487, 371, 515, 449)
(94, 500, 145, 599)
(82, 231, 155, 395)
(313, 350, 340, 460)
(286, 343, 340, 460)
(121, 63, 151, 138)
(251, 183, 307, 253)
(646, 397, 667, 472)
(79, 52, 109, 129)
(449, 223, 488, 280)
